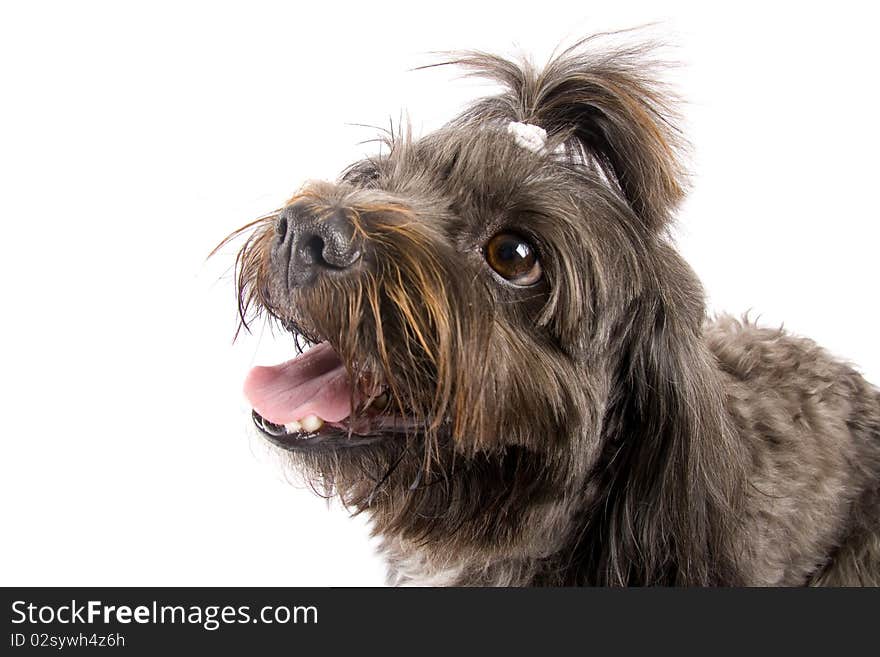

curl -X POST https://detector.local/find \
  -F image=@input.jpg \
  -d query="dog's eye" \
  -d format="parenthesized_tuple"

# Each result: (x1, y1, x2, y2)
(484, 232, 542, 286)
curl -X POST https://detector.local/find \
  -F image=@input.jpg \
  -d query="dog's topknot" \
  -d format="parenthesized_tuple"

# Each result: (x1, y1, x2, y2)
(437, 35, 687, 232)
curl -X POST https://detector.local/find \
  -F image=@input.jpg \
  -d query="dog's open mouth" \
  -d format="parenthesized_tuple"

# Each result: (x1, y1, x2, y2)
(244, 341, 417, 449)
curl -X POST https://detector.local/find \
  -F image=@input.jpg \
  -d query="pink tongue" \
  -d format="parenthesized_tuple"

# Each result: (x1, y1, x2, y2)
(243, 341, 355, 425)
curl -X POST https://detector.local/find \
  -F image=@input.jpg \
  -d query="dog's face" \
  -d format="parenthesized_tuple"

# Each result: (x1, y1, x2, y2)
(246, 128, 614, 450)
(225, 43, 728, 567)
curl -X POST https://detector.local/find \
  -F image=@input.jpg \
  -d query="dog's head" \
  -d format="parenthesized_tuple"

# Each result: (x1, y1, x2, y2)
(222, 39, 741, 582)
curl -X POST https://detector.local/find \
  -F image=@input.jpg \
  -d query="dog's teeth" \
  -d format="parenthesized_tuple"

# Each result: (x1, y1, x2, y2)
(284, 420, 302, 434)
(300, 415, 324, 432)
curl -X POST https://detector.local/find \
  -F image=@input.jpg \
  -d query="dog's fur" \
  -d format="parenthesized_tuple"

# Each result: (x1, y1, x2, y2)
(222, 37, 880, 585)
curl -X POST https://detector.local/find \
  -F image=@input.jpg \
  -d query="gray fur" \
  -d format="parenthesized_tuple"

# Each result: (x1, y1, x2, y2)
(224, 36, 880, 586)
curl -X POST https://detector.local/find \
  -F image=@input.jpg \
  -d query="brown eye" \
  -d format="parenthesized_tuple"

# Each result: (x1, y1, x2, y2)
(484, 232, 542, 286)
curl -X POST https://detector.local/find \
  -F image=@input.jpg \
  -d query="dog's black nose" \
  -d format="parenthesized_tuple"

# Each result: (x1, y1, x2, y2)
(274, 206, 362, 287)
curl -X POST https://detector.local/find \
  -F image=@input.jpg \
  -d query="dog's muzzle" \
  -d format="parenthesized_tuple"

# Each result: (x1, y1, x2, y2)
(272, 203, 363, 287)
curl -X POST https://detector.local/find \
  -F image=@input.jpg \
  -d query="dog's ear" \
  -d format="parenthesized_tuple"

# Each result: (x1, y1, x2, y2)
(448, 39, 687, 232)
(573, 248, 746, 584)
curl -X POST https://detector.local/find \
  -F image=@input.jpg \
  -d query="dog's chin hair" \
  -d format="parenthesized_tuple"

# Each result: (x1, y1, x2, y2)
(275, 432, 583, 559)
(218, 33, 880, 586)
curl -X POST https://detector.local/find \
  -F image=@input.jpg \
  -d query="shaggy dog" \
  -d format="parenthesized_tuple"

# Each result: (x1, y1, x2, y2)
(219, 37, 880, 585)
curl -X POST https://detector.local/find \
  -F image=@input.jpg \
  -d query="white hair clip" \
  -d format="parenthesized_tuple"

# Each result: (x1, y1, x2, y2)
(507, 121, 548, 154)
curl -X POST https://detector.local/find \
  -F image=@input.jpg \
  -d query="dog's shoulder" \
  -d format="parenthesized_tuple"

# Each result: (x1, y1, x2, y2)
(703, 314, 880, 584)
(703, 313, 880, 443)
(703, 314, 873, 403)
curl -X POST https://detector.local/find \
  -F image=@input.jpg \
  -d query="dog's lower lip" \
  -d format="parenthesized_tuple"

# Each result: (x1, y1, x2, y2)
(251, 409, 419, 449)
(251, 410, 294, 438)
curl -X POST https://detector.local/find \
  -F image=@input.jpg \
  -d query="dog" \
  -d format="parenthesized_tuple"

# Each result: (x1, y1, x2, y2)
(219, 37, 880, 586)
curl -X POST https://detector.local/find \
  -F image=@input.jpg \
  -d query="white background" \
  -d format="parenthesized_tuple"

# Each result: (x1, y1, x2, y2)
(1, 1, 877, 586)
